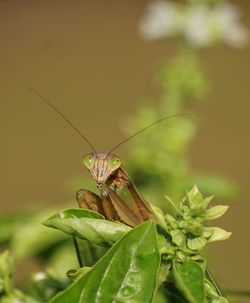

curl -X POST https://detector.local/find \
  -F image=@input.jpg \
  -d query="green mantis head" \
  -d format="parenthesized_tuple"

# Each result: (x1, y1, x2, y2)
(83, 152, 122, 187)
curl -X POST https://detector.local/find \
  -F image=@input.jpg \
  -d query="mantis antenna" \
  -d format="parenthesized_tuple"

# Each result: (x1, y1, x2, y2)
(108, 112, 199, 154)
(29, 89, 97, 154)
(29, 89, 198, 155)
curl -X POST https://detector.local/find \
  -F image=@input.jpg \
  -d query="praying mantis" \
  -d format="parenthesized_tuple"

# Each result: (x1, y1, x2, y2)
(30, 89, 192, 227)
(77, 152, 154, 227)
(28, 92, 225, 298)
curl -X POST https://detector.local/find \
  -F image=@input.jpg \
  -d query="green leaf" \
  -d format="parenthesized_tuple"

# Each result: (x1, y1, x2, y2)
(151, 204, 168, 231)
(206, 279, 230, 302)
(202, 228, 213, 239)
(157, 262, 171, 286)
(66, 267, 91, 281)
(170, 230, 186, 247)
(204, 206, 229, 220)
(48, 208, 104, 219)
(205, 279, 219, 298)
(50, 221, 160, 303)
(75, 240, 108, 267)
(164, 195, 181, 214)
(163, 284, 189, 303)
(43, 208, 131, 246)
(207, 227, 232, 243)
(187, 186, 203, 209)
(189, 196, 214, 217)
(173, 260, 205, 303)
(187, 236, 207, 251)
(165, 214, 178, 229)
(199, 196, 214, 210)
(158, 234, 175, 256)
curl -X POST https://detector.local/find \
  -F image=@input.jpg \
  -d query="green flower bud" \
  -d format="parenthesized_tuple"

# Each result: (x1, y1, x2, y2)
(204, 205, 229, 220)
(187, 236, 207, 250)
(207, 227, 232, 243)
(170, 230, 186, 247)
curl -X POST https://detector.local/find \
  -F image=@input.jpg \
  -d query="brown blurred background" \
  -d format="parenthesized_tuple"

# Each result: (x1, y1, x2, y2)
(0, 0, 249, 298)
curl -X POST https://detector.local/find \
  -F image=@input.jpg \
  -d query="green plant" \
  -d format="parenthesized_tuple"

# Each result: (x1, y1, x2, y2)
(0, 186, 231, 302)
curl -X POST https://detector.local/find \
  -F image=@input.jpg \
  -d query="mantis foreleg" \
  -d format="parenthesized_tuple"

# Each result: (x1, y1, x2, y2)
(76, 188, 146, 227)
(76, 164, 155, 227)
(76, 189, 104, 214)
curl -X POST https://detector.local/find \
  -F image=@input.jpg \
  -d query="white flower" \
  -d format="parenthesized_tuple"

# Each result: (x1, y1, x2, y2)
(183, 6, 212, 48)
(183, 3, 248, 48)
(33, 271, 47, 280)
(224, 23, 248, 48)
(138, 0, 180, 41)
(215, 4, 248, 48)
(139, 1, 248, 48)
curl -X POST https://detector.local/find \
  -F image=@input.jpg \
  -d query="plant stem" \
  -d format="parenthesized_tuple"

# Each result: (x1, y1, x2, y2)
(205, 267, 223, 297)
(73, 236, 83, 267)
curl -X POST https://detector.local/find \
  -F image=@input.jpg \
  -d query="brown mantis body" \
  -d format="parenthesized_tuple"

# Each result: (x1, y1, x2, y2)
(76, 152, 154, 227)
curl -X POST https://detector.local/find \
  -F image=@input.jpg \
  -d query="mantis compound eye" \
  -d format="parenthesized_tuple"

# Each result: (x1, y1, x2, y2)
(83, 153, 94, 169)
(108, 155, 121, 171)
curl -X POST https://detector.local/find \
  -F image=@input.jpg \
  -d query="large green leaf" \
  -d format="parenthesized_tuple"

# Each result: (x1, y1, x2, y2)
(50, 221, 160, 303)
(43, 208, 131, 246)
(173, 261, 205, 303)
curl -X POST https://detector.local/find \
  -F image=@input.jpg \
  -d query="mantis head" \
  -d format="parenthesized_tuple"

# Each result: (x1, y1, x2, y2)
(83, 152, 122, 187)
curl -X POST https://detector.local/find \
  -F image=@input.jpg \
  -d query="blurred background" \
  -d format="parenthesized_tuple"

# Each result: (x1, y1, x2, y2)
(0, 0, 249, 302)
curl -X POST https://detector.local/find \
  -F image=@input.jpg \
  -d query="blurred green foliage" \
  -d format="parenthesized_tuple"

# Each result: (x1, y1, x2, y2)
(0, 251, 36, 303)
(123, 49, 237, 208)
(125, 0, 246, 207)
